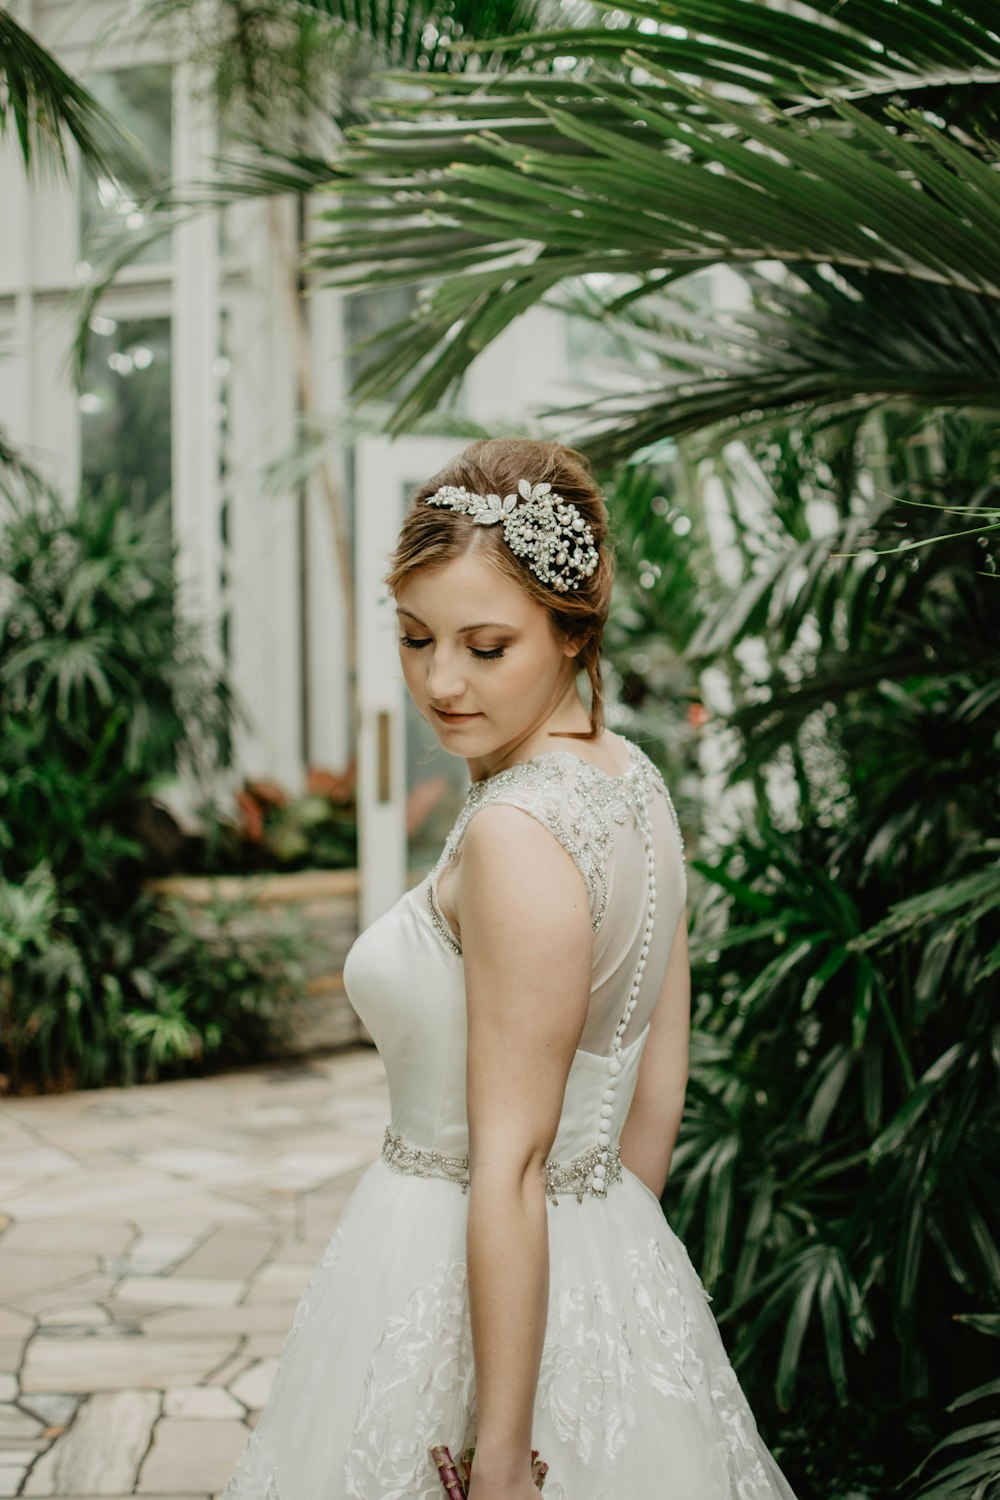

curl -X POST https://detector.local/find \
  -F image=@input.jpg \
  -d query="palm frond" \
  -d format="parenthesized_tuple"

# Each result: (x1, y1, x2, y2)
(452, 0, 1000, 111)
(312, 63, 1000, 432)
(0, 7, 154, 185)
(532, 269, 1000, 464)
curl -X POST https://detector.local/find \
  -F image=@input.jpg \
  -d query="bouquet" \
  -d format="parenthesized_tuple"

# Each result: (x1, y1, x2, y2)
(431, 1445, 548, 1498)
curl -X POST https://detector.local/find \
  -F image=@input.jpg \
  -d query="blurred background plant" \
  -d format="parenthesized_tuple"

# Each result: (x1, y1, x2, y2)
(0, 475, 327, 1093)
(195, 764, 358, 874)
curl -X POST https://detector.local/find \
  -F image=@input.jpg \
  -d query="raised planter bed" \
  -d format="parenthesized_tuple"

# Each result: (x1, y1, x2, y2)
(142, 868, 369, 1053)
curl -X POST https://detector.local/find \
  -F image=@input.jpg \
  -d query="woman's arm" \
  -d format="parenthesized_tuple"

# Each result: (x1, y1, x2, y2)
(455, 805, 592, 1500)
(619, 910, 691, 1199)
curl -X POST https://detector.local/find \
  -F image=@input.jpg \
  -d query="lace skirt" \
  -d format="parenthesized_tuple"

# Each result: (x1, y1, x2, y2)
(221, 1155, 798, 1500)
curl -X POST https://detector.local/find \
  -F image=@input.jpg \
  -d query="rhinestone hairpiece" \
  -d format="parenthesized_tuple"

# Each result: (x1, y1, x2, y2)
(424, 478, 600, 593)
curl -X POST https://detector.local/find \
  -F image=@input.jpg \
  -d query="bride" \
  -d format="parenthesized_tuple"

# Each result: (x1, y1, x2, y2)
(222, 437, 798, 1500)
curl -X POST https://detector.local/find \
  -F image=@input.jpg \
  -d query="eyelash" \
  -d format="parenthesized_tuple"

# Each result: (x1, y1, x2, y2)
(399, 635, 506, 661)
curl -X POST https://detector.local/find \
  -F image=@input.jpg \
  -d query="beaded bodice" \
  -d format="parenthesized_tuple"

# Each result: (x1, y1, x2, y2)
(342, 737, 687, 1203)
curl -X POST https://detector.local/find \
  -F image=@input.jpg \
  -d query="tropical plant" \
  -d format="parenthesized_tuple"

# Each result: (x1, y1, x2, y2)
(907, 1316, 1000, 1500)
(70, 0, 554, 363)
(193, 764, 359, 873)
(294, 0, 1000, 453)
(598, 407, 1000, 1495)
(0, 479, 236, 896)
(0, 5, 158, 483)
(0, 874, 317, 1091)
(0, 5, 151, 180)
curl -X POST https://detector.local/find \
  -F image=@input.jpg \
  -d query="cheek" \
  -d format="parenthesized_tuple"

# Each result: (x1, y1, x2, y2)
(399, 649, 424, 695)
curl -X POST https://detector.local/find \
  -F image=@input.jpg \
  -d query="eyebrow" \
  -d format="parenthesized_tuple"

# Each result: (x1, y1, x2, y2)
(396, 608, 515, 634)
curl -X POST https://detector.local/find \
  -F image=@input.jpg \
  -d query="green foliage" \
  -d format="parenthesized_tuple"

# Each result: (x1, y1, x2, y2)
(607, 409, 1000, 1495)
(0, 481, 311, 1091)
(0, 5, 154, 183)
(0, 875, 316, 1090)
(297, 0, 1000, 450)
(907, 1318, 1000, 1500)
(0, 483, 235, 896)
(191, 771, 358, 874)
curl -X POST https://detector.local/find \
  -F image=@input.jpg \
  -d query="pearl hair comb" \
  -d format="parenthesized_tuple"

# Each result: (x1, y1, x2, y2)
(424, 479, 599, 593)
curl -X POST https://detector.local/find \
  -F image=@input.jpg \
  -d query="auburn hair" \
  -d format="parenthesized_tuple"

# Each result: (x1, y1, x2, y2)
(383, 438, 614, 740)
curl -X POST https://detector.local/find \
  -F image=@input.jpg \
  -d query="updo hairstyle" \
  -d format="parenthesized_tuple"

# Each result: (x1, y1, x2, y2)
(383, 438, 614, 741)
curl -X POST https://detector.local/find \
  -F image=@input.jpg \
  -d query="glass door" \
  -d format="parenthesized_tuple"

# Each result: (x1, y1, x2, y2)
(353, 435, 471, 931)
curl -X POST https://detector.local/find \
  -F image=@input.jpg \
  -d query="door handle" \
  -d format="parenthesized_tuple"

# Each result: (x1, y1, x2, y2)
(376, 710, 392, 804)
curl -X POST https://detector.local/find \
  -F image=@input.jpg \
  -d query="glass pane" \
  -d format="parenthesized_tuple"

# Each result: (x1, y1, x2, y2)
(80, 315, 171, 518)
(395, 476, 470, 875)
(79, 66, 172, 266)
(344, 285, 419, 395)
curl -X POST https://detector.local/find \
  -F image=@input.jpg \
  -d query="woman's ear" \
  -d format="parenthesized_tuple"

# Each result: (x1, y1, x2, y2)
(562, 633, 586, 660)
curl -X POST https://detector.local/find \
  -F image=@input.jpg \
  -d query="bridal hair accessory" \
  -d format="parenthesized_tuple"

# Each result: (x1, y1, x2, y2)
(431, 1444, 548, 1497)
(425, 479, 599, 593)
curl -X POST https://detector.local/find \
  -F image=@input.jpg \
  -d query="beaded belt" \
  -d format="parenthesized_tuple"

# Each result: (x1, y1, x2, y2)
(381, 1127, 622, 1206)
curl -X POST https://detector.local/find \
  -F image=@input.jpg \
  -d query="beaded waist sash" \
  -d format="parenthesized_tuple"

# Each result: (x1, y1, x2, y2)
(381, 1127, 622, 1206)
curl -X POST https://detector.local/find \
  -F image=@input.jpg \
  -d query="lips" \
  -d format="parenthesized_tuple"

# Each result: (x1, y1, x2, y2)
(432, 708, 481, 724)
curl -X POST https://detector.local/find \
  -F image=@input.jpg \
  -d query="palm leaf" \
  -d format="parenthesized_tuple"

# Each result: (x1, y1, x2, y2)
(452, 0, 1000, 109)
(297, 0, 1000, 439)
(0, 7, 153, 185)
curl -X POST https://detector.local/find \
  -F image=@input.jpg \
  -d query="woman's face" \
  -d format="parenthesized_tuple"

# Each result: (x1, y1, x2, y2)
(395, 548, 581, 771)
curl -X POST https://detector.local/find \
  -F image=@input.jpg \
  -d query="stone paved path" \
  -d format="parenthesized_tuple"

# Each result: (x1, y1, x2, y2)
(0, 1047, 389, 1499)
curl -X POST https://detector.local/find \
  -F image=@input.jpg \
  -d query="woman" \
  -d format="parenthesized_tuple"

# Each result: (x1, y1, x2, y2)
(222, 438, 797, 1500)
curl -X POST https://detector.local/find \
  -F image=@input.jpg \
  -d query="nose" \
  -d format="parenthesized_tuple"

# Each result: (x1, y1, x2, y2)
(425, 648, 467, 704)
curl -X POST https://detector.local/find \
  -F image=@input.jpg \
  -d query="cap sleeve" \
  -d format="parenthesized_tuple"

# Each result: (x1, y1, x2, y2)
(434, 754, 635, 933)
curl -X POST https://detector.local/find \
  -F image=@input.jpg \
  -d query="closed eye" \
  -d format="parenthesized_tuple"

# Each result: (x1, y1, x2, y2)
(399, 635, 506, 661)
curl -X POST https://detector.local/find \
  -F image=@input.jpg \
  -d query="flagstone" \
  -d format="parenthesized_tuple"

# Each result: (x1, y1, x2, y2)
(0, 1377, 16, 1402)
(242, 1334, 286, 1359)
(0, 1221, 132, 1256)
(0, 1406, 44, 1441)
(37, 1305, 110, 1328)
(23, 1389, 159, 1496)
(117, 1194, 265, 1226)
(200, 1351, 252, 1391)
(172, 1230, 275, 1283)
(251, 1148, 369, 1192)
(17, 1396, 81, 1428)
(14, 1279, 118, 1317)
(137, 1418, 249, 1493)
(0, 1311, 31, 1338)
(0, 1256, 98, 1303)
(0, 1342, 28, 1374)
(138, 1304, 291, 1336)
(115, 1278, 245, 1309)
(5, 1170, 196, 1220)
(0, 1465, 30, 1498)
(163, 1387, 242, 1419)
(242, 1263, 310, 1303)
(104, 1233, 202, 1277)
(225, 1358, 279, 1412)
(269, 1238, 321, 1266)
(0, 1146, 82, 1179)
(238, 1105, 305, 1128)
(134, 1149, 248, 1181)
(21, 1338, 239, 1393)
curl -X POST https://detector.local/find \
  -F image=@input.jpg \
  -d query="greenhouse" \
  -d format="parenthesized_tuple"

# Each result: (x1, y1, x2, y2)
(0, 2, 997, 1497)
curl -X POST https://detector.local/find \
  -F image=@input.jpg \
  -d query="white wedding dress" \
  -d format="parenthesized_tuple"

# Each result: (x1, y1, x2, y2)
(222, 739, 798, 1500)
